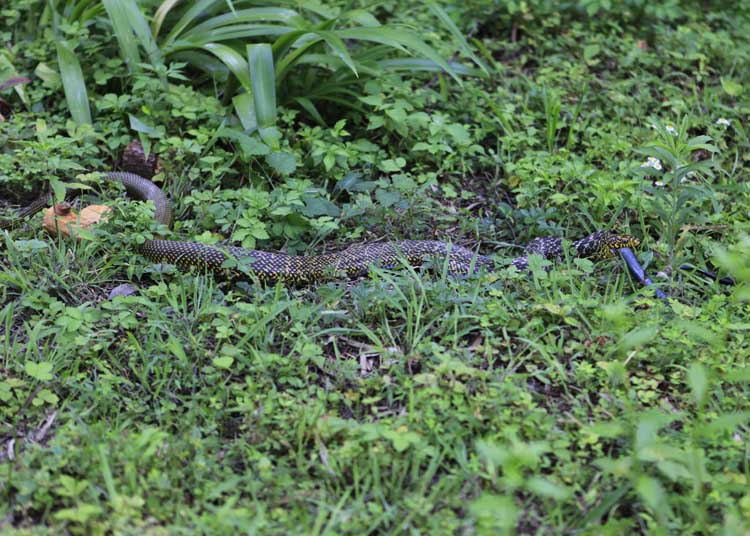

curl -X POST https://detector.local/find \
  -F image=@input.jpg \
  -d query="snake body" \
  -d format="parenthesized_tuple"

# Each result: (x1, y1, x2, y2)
(1, 165, 642, 284)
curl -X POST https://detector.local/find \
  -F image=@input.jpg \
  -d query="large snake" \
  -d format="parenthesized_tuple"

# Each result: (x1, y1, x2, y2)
(0, 145, 659, 288)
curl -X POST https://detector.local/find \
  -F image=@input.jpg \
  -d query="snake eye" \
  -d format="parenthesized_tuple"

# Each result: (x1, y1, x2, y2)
(619, 235, 639, 248)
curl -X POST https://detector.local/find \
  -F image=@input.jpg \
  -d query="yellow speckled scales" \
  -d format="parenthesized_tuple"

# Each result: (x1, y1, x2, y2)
(140, 238, 497, 284)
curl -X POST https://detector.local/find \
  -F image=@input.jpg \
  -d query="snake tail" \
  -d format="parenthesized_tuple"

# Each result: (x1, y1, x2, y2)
(0, 171, 172, 231)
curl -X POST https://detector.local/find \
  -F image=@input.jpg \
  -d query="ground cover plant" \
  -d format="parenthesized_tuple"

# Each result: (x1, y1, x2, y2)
(1, 0, 750, 533)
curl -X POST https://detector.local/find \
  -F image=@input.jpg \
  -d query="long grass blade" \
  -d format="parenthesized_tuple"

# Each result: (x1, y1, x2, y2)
(171, 50, 228, 79)
(173, 25, 292, 48)
(55, 41, 92, 125)
(118, 0, 164, 71)
(233, 92, 257, 131)
(184, 7, 299, 36)
(290, 53, 379, 77)
(162, 0, 220, 48)
(378, 58, 475, 76)
(294, 96, 325, 125)
(70, 0, 104, 23)
(153, 0, 182, 38)
(334, 27, 459, 82)
(426, 2, 488, 75)
(80, 3, 106, 23)
(318, 31, 357, 76)
(247, 43, 276, 127)
(274, 34, 324, 83)
(102, 0, 142, 73)
(203, 43, 252, 91)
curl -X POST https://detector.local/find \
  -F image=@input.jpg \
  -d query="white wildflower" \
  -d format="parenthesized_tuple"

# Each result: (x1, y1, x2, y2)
(716, 117, 731, 126)
(665, 124, 677, 136)
(641, 156, 663, 171)
(654, 181, 666, 187)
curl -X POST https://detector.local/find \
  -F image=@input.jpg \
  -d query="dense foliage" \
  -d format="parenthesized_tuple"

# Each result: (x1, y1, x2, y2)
(1, 0, 750, 533)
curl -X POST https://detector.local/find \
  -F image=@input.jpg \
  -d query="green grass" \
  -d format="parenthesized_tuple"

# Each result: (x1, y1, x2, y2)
(2, 0, 750, 534)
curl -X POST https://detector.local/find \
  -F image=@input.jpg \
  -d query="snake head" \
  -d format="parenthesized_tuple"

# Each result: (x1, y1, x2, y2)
(574, 231, 641, 260)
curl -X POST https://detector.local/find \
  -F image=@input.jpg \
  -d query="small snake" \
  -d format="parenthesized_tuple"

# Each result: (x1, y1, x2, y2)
(0, 169, 649, 285)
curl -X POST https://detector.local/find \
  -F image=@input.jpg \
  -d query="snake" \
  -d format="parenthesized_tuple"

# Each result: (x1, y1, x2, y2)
(0, 144, 654, 286)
